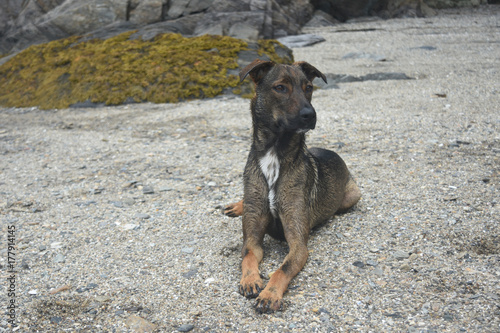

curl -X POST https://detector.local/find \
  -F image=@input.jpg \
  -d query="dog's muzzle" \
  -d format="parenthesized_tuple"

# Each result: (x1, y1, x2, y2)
(299, 106, 317, 131)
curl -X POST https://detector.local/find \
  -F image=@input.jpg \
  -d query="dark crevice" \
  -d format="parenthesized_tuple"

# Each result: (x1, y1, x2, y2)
(161, 0, 170, 21)
(126, 0, 131, 21)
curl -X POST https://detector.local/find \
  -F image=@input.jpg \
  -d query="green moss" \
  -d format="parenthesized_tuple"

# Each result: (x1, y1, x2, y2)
(0, 32, 293, 109)
(257, 39, 294, 64)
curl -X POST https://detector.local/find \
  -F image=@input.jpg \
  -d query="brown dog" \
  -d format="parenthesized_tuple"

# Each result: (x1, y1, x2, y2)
(224, 59, 361, 313)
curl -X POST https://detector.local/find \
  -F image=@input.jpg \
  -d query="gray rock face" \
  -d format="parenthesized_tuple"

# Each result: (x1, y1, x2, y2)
(0, 0, 313, 55)
(0, 0, 485, 56)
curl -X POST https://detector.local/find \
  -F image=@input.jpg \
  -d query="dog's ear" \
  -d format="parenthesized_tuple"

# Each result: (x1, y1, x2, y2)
(294, 61, 327, 84)
(239, 59, 275, 84)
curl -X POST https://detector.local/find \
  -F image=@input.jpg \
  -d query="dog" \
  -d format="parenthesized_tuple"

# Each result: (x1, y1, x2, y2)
(224, 59, 361, 313)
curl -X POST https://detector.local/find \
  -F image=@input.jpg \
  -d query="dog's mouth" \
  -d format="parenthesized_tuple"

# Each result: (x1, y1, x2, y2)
(296, 128, 311, 134)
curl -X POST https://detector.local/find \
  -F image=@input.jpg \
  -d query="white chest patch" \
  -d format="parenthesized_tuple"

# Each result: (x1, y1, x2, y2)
(259, 148, 280, 217)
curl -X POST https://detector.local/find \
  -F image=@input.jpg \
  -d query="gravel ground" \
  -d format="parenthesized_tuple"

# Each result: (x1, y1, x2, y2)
(1, 6, 499, 333)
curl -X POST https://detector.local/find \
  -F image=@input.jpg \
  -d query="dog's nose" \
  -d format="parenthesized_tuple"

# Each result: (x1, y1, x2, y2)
(299, 106, 316, 128)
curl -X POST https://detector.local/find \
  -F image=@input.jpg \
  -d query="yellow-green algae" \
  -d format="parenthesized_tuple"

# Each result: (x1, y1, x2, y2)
(0, 32, 292, 109)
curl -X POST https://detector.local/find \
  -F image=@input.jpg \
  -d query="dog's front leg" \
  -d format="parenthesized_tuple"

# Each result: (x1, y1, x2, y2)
(255, 220, 310, 313)
(239, 212, 270, 298)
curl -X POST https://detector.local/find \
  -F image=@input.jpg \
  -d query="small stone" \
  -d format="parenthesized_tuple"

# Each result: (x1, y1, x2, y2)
(353, 261, 365, 268)
(181, 247, 194, 254)
(409, 253, 419, 261)
(443, 312, 454, 321)
(50, 316, 63, 324)
(135, 213, 150, 219)
(207, 181, 217, 187)
(125, 314, 157, 332)
(366, 260, 378, 267)
(123, 198, 135, 206)
(50, 242, 63, 249)
(142, 186, 154, 194)
(372, 266, 384, 277)
(39, 245, 47, 251)
(86, 283, 98, 289)
(112, 201, 124, 208)
(123, 224, 140, 230)
(393, 250, 410, 260)
(177, 324, 195, 332)
(400, 263, 411, 272)
(28, 289, 38, 295)
(53, 254, 66, 263)
(182, 269, 198, 279)
(204, 277, 215, 284)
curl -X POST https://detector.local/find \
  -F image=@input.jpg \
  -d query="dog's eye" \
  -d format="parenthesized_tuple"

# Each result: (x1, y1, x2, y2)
(305, 85, 313, 92)
(274, 85, 286, 92)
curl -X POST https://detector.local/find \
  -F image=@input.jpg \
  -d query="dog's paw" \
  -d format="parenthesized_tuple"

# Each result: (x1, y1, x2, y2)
(222, 200, 243, 217)
(255, 291, 283, 314)
(240, 282, 262, 298)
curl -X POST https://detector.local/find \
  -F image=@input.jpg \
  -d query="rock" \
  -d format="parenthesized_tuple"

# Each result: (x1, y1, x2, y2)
(142, 186, 154, 194)
(123, 224, 140, 231)
(177, 324, 195, 332)
(316, 72, 413, 89)
(393, 250, 410, 260)
(50, 242, 63, 249)
(304, 10, 340, 28)
(182, 269, 198, 278)
(426, 0, 484, 9)
(48, 0, 127, 35)
(228, 23, 259, 41)
(0, 0, 474, 57)
(400, 263, 412, 271)
(130, 14, 202, 40)
(277, 34, 326, 48)
(342, 52, 386, 61)
(135, 213, 150, 219)
(353, 260, 365, 268)
(312, 0, 382, 21)
(372, 266, 384, 276)
(181, 247, 194, 254)
(128, 0, 163, 25)
(125, 314, 157, 333)
(53, 254, 66, 263)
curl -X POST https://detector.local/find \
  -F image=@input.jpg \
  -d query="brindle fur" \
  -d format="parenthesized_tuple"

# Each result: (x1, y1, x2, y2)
(225, 59, 361, 313)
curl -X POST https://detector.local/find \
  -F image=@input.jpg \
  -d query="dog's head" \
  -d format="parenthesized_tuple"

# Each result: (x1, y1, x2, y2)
(240, 59, 327, 134)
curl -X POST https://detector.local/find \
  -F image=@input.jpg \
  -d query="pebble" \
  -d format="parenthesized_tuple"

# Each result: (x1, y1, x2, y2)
(123, 224, 140, 230)
(353, 260, 365, 268)
(50, 242, 63, 249)
(372, 266, 384, 276)
(142, 186, 154, 194)
(135, 213, 150, 219)
(181, 247, 194, 254)
(53, 254, 66, 263)
(182, 269, 198, 278)
(125, 314, 157, 332)
(393, 250, 410, 260)
(177, 324, 195, 332)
